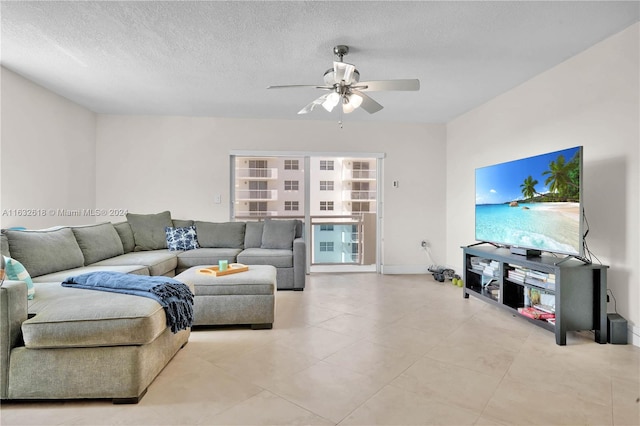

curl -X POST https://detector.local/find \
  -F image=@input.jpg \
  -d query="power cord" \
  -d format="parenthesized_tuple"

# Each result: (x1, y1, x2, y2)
(607, 288, 618, 314)
(582, 209, 602, 265)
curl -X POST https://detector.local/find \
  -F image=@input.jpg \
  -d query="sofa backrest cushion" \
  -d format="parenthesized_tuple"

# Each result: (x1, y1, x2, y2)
(172, 219, 194, 228)
(1, 231, 9, 257)
(5, 227, 85, 277)
(71, 223, 124, 265)
(244, 222, 264, 249)
(195, 221, 246, 249)
(126, 211, 173, 251)
(261, 219, 297, 250)
(113, 221, 135, 253)
(295, 220, 304, 238)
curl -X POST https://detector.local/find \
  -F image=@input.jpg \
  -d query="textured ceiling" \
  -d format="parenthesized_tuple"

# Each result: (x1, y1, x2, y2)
(1, 1, 638, 123)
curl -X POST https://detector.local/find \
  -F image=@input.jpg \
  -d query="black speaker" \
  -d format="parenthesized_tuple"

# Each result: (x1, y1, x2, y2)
(607, 313, 628, 344)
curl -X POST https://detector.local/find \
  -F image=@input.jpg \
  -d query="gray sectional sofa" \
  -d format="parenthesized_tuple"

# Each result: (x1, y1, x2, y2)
(0, 212, 306, 403)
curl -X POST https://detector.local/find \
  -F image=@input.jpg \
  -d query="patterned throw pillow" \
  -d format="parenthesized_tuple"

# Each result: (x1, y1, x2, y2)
(165, 226, 199, 251)
(3, 256, 35, 300)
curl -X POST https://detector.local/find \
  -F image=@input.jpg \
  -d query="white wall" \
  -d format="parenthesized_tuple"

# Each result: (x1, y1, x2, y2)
(96, 116, 447, 271)
(0, 68, 97, 229)
(446, 23, 640, 344)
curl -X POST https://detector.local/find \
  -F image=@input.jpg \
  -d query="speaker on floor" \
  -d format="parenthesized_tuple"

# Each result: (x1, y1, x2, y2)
(607, 313, 628, 345)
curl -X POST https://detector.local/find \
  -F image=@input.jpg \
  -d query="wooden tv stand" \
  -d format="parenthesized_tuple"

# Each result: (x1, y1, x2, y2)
(462, 245, 608, 345)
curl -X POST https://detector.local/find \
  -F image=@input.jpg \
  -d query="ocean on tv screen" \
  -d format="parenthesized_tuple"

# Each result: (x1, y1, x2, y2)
(475, 202, 580, 254)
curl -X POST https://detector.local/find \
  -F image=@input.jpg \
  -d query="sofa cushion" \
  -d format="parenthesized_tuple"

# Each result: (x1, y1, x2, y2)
(3, 256, 35, 299)
(165, 226, 199, 251)
(237, 248, 293, 268)
(126, 211, 173, 251)
(1, 231, 9, 257)
(32, 264, 150, 283)
(113, 221, 135, 253)
(244, 222, 264, 249)
(194, 221, 246, 249)
(72, 223, 124, 265)
(24, 282, 167, 348)
(261, 219, 296, 250)
(91, 250, 177, 276)
(295, 219, 304, 238)
(172, 219, 194, 228)
(176, 248, 242, 272)
(5, 228, 85, 277)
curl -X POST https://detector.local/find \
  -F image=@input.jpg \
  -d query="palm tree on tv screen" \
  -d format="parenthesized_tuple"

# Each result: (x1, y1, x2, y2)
(520, 175, 539, 200)
(542, 153, 580, 201)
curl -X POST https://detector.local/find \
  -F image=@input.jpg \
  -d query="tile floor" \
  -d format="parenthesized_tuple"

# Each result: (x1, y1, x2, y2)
(2, 273, 639, 425)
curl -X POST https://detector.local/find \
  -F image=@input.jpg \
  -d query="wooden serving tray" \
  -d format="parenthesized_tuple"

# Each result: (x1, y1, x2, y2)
(198, 263, 249, 277)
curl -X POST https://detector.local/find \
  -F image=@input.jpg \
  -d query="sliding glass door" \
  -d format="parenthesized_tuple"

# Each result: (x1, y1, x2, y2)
(231, 152, 382, 273)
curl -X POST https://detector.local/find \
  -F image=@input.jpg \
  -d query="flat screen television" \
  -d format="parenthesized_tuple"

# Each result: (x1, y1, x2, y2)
(475, 146, 583, 257)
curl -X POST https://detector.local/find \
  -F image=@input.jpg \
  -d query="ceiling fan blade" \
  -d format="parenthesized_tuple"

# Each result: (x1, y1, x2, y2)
(333, 61, 356, 84)
(355, 79, 420, 92)
(297, 93, 330, 114)
(353, 90, 384, 114)
(267, 84, 332, 89)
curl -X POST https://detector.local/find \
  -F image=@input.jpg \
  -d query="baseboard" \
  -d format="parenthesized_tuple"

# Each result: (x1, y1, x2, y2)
(310, 264, 376, 273)
(381, 265, 431, 274)
(630, 324, 640, 347)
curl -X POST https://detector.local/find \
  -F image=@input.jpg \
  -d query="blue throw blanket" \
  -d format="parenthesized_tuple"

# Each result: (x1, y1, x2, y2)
(62, 272, 194, 333)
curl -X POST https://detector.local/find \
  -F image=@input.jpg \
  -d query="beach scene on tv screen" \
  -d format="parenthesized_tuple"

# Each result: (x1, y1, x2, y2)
(475, 146, 582, 255)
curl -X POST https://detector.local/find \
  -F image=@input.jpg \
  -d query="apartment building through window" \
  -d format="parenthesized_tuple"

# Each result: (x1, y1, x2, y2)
(284, 180, 299, 191)
(320, 160, 334, 170)
(248, 160, 268, 178)
(284, 159, 299, 170)
(352, 161, 370, 179)
(284, 201, 299, 211)
(320, 180, 334, 191)
(320, 201, 334, 211)
(319, 242, 334, 252)
(249, 202, 267, 216)
(249, 181, 268, 199)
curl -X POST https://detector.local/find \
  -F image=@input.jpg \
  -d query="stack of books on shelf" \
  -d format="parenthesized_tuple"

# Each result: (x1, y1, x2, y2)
(470, 258, 500, 277)
(506, 265, 556, 291)
(517, 306, 555, 323)
(485, 282, 500, 299)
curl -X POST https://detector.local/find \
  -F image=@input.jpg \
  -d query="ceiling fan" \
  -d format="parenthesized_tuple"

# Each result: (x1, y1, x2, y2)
(267, 45, 420, 121)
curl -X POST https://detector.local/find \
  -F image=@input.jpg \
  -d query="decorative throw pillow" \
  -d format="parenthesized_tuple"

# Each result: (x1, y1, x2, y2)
(165, 226, 199, 251)
(3, 256, 35, 300)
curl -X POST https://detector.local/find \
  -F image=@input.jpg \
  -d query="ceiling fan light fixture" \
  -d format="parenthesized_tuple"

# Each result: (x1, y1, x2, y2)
(342, 93, 363, 114)
(322, 92, 340, 112)
(268, 44, 419, 124)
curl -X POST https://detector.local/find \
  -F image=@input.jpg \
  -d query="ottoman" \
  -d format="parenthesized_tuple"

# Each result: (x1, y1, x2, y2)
(174, 265, 276, 329)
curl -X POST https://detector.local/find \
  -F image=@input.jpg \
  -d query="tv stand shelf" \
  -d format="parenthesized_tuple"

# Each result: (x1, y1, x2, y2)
(462, 245, 608, 345)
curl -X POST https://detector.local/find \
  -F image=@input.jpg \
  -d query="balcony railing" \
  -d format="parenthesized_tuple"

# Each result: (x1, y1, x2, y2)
(310, 214, 365, 265)
(235, 168, 279, 179)
(343, 190, 377, 200)
(229, 213, 375, 267)
(343, 170, 377, 180)
(235, 189, 278, 201)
